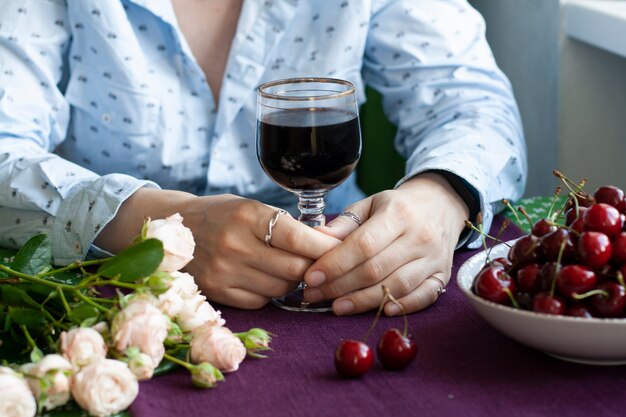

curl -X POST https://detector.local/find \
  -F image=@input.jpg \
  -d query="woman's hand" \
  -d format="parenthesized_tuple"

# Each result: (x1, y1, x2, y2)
(95, 188, 341, 309)
(303, 172, 470, 316)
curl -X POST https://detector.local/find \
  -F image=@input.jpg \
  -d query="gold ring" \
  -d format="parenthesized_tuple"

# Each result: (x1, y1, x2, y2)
(339, 211, 362, 226)
(265, 209, 288, 248)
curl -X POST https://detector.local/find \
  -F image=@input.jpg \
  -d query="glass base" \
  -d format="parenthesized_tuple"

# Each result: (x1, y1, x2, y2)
(271, 283, 332, 312)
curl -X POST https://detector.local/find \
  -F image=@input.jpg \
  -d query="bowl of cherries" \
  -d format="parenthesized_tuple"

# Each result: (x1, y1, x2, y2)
(457, 172, 626, 365)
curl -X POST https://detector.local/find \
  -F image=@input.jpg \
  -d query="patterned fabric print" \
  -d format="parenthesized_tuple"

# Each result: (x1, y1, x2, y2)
(502, 196, 568, 234)
(0, 0, 525, 264)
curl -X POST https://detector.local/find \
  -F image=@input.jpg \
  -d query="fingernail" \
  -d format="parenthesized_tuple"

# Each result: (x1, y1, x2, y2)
(386, 303, 400, 316)
(307, 270, 326, 287)
(333, 299, 354, 315)
(305, 288, 323, 303)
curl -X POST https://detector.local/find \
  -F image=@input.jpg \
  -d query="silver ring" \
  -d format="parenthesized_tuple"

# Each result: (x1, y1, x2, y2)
(427, 276, 447, 297)
(265, 209, 288, 248)
(339, 211, 362, 226)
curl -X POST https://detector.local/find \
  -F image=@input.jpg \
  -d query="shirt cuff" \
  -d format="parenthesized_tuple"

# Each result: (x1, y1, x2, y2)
(50, 174, 158, 265)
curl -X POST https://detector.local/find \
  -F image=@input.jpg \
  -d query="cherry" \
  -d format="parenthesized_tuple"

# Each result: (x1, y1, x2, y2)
(577, 231, 612, 269)
(611, 232, 626, 264)
(593, 185, 624, 209)
(539, 262, 560, 292)
(335, 340, 374, 378)
(583, 203, 622, 237)
(516, 263, 542, 295)
(377, 328, 417, 371)
(508, 235, 541, 267)
(556, 265, 597, 299)
(490, 257, 512, 270)
(532, 292, 566, 315)
(566, 302, 594, 318)
(590, 281, 626, 318)
(539, 229, 575, 262)
(565, 206, 589, 226)
(532, 218, 557, 237)
(474, 265, 516, 305)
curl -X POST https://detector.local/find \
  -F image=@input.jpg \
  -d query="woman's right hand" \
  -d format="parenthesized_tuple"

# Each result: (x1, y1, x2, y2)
(95, 188, 342, 309)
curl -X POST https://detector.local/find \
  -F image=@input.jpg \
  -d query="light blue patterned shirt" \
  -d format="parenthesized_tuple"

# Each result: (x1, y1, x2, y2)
(0, 0, 526, 264)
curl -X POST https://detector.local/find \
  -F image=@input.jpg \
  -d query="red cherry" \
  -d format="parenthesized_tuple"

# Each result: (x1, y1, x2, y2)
(532, 292, 566, 315)
(566, 302, 594, 318)
(335, 340, 374, 378)
(490, 257, 512, 270)
(556, 264, 597, 299)
(508, 235, 541, 267)
(577, 231, 612, 269)
(516, 263, 542, 295)
(532, 219, 557, 237)
(377, 328, 417, 370)
(611, 232, 626, 264)
(590, 282, 626, 318)
(593, 186, 624, 208)
(583, 203, 622, 237)
(539, 229, 575, 262)
(565, 206, 589, 226)
(474, 265, 516, 305)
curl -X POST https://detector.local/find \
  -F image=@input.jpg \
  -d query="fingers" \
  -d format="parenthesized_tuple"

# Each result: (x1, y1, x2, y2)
(257, 208, 342, 258)
(303, 235, 414, 302)
(218, 288, 270, 310)
(304, 210, 402, 288)
(384, 274, 448, 316)
(315, 205, 368, 241)
(321, 259, 442, 315)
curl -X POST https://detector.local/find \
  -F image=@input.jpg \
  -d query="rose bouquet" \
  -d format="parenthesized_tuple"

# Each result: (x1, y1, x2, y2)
(0, 214, 272, 417)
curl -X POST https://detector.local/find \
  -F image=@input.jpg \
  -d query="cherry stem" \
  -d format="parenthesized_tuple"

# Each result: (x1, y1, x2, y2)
(504, 288, 520, 309)
(547, 187, 561, 220)
(572, 289, 609, 300)
(501, 199, 522, 225)
(385, 288, 410, 336)
(486, 220, 510, 262)
(363, 289, 388, 343)
(517, 207, 533, 231)
(550, 239, 568, 297)
(618, 271, 626, 289)
(464, 220, 511, 248)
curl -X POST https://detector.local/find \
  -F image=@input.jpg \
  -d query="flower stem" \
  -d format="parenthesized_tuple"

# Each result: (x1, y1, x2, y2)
(0, 264, 75, 290)
(39, 259, 109, 277)
(57, 288, 72, 316)
(73, 290, 111, 314)
(163, 352, 193, 370)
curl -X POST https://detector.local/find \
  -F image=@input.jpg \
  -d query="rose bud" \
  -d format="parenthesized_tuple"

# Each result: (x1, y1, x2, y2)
(145, 213, 195, 272)
(127, 350, 156, 381)
(190, 325, 247, 373)
(190, 363, 225, 389)
(71, 359, 138, 417)
(22, 354, 73, 411)
(0, 366, 37, 417)
(111, 299, 169, 369)
(235, 328, 273, 358)
(60, 327, 107, 368)
(146, 271, 174, 295)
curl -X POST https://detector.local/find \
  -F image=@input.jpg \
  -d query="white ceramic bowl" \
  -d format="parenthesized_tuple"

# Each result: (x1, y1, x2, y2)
(457, 242, 626, 365)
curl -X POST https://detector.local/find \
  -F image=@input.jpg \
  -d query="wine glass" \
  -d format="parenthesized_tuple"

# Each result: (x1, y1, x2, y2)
(256, 77, 362, 312)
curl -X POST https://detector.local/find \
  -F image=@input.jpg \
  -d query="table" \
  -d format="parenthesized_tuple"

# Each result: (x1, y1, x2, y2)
(130, 215, 626, 417)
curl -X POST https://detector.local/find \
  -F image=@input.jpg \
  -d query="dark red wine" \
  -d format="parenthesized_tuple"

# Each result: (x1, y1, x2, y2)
(257, 108, 361, 191)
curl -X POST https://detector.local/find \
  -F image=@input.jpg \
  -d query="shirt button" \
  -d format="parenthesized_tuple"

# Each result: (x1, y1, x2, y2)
(102, 113, 112, 123)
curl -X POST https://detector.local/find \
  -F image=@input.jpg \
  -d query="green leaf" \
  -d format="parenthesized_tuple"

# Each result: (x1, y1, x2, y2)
(70, 302, 100, 324)
(30, 345, 44, 362)
(8, 307, 47, 328)
(11, 234, 52, 275)
(0, 285, 41, 309)
(97, 238, 164, 282)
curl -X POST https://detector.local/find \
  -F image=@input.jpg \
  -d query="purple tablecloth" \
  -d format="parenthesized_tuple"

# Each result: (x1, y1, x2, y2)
(131, 217, 626, 417)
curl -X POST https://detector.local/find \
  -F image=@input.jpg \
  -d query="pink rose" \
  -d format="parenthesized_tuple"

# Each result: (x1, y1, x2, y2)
(177, 294, 225, 332)
(190, 325, 246, 373)
(22, 354, 73, 411)
(71, 359, 138, 417)
(60, 327, 107, 368)
(112, 299, 169, 368)
(156, 271, 198, 316)
(0, 367, 36, 417)
(145, 213, 195, 272)
(128, 352, 156, 381)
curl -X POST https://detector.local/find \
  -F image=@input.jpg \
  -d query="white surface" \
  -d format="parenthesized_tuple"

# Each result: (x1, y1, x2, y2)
(565, 0, 626, 59)
(457, 242, 626, 365)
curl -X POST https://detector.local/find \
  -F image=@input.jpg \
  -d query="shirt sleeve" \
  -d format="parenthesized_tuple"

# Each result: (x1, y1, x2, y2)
(0, 1, 156, 265)
(363, 0, 527, 248)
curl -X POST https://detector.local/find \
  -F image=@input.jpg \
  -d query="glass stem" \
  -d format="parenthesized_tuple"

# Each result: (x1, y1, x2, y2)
(297, 190, 326, 227)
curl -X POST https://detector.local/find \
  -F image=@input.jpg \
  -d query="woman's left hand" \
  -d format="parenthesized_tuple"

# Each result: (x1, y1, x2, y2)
(303, 172, 470, 316)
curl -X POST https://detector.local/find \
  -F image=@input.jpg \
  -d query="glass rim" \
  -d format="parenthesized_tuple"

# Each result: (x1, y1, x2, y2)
(257, 77, 355, 101)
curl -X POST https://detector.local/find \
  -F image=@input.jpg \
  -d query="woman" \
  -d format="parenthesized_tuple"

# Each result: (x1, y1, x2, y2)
(0, 0, 525, 316)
